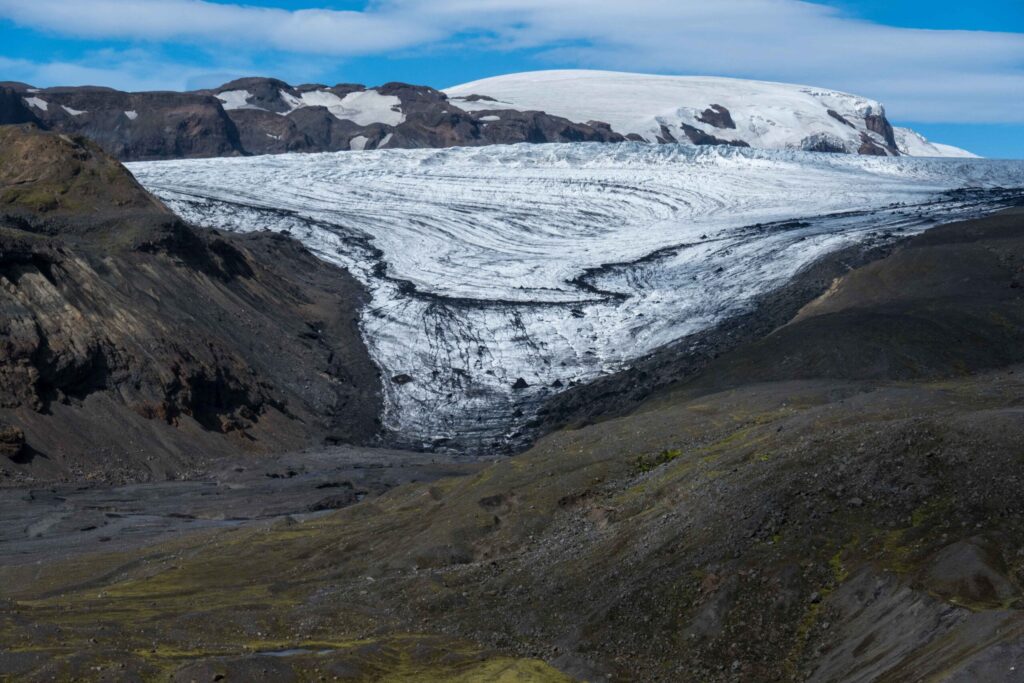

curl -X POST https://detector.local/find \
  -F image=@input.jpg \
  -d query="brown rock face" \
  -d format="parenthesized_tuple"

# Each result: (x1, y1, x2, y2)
(8, 88, 246, 161)
(858, 132, 890, 156)
(0, 125, 381, 483)
(865, 112, 898, 150)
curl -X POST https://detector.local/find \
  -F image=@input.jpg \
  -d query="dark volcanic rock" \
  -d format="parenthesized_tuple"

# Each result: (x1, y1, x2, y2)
(865, 112, 898, 150)
(827, 109, 855, 128)
(0, 424, 24, 460)
(473, 109, 626, 145)
(696, 104, 736, 129)
(280, 106, 365, 152)
(225, 108, 313, 155)
(679, 123, 750, 147)
(0, 125, 381, 483)
(858, 132, 890, 156)
(656, 124, 678, 144)
(0, 87, 41, 127)
(7, 87, 246, 160)
(800, 132, 848, 153)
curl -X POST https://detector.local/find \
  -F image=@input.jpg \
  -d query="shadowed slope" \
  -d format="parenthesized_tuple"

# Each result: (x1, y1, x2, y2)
(0, 125, 381, 483)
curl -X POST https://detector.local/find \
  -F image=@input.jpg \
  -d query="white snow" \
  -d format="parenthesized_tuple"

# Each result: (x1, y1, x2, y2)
(479, 115, 501, 122)
(894, 127, 979, 158)
(124, 110, 138, 121)
(349, 135, 369, 151)
(129, 143, 1024, 449)
(379, 133, 394, 148)
(293, 89, 405, 126)
(23, 97, 47, 111)
(445, 70, 975, 158)
(61, 105, 87, 116)
(216, 89, 255, 110)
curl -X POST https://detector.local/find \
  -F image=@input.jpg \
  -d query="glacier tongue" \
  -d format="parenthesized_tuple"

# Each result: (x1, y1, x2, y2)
(128, 143, 1024, 452)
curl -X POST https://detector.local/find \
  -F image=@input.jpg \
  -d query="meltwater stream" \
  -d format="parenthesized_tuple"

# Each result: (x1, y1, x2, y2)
(128, 143, 1024, 452)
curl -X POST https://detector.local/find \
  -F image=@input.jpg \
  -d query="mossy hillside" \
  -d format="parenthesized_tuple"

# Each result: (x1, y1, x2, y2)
(0, 125, 165, 214)
(4, 366, 1024, 681)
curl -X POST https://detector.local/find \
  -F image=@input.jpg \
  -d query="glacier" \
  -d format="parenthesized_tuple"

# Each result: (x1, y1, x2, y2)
(128, 143, 1024, 452)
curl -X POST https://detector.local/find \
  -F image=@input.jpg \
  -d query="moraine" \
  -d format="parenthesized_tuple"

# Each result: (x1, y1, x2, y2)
(128, 143, 1024, 452)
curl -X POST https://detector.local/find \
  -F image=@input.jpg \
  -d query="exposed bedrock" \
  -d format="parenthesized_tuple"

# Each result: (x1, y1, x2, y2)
(0, 125, 381, 484)
(696, 104, 737, 129)
(679, 122, 750, 147)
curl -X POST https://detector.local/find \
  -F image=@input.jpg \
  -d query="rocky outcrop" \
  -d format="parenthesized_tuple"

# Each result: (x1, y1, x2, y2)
(0, 125, 381, 483)
(800, 132, 848, 153)
(865, 112, 898, 150)
(858, 132, 891, 156)
(0, 423, 24, 460)
(5, 84, 246, 161)
(827, 109, 855, 128)
(679, 122, 750, 147)
(696, 104, 736, 129)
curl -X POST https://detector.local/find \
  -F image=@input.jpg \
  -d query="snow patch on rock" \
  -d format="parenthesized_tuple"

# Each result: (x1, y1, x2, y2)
(295, 89, 405, 126)
(23, 97, 47, 111)
(216, 90, 256, 110)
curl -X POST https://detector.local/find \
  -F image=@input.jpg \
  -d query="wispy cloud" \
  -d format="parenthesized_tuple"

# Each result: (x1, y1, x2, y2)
(0, 0, 1021, 122)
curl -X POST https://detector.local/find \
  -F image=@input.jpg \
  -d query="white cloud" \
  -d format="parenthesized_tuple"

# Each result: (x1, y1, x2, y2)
(0, 0, 1021, 122)
(0, 54, 211, 92)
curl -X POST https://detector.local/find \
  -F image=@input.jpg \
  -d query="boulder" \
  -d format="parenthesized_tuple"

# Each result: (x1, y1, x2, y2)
(0, 424, 25, 460)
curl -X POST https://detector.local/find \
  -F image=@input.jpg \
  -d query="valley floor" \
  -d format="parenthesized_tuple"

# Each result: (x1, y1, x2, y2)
(2, 209, 1024, 681)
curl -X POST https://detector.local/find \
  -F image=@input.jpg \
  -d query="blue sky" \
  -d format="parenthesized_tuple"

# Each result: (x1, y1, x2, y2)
(1, 0, 1022, 157)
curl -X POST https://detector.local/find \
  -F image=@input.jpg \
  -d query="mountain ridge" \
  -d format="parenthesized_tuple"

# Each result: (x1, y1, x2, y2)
(0, 70, 974, 160)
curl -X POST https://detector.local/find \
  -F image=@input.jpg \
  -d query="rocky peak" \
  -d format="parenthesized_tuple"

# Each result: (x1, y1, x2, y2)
(208, 77, 299, 113)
